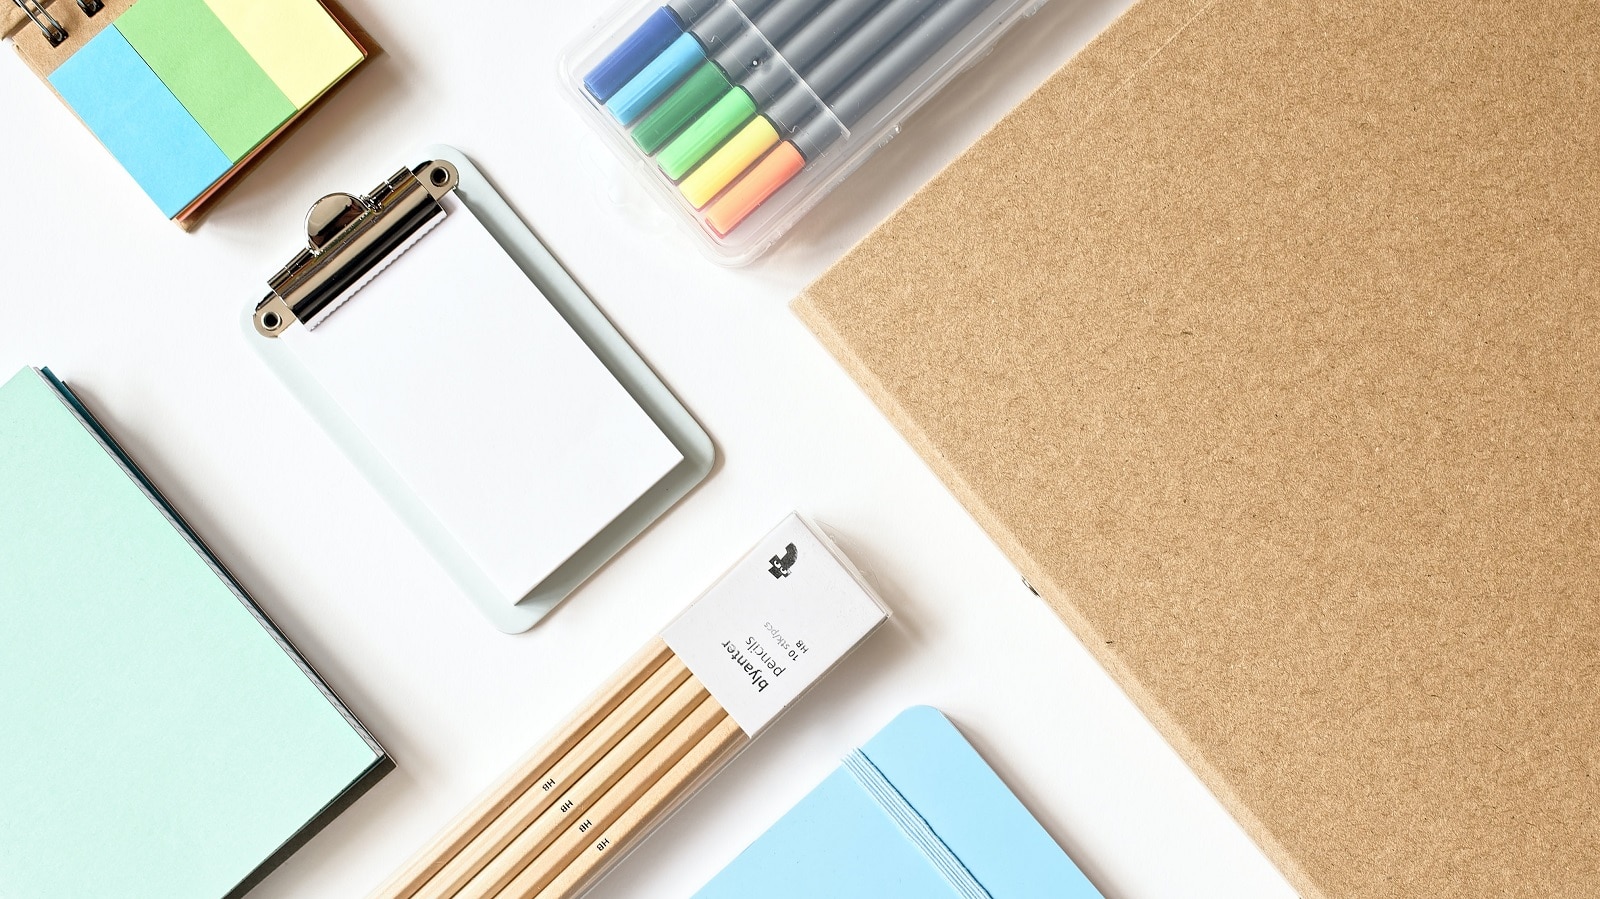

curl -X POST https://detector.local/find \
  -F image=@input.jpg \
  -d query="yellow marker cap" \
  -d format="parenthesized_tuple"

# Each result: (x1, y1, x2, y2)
(679, 116, 780, 209)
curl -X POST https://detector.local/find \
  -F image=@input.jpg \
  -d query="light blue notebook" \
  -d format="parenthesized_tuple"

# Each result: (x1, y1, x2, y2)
(0, 367, 389, 899)
(695, 706, 1102, 899)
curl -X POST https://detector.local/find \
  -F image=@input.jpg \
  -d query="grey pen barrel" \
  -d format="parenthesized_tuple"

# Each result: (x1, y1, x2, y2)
(693, 2, 758, 51)
(789, 108, 849, 160)
(789, 0, 993, 159)
(804, 0, 940, 100)
(707, 20, 769, 64)
(712, 0, 835, 104)
(829, 0, 994, 125)
(756, 0, 897, 135)
(711, 0, 832, 84)
(666, 0, 724, 24)
(669, 0, 780, 24)
(780, 0, 894, 72)
(733, 0, 781, 17)
(709, 28, 803, 107)
(740, 53, 804, 106)
(765, 84, 825, 135)
(756, 0, 840, 46)
(687, 0, 785, 56)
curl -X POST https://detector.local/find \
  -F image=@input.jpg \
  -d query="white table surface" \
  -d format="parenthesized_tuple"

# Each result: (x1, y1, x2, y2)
(1, 1, 1299, 896)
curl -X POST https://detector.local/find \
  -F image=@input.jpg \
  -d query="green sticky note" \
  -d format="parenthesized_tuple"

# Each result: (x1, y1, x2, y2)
(0, 368, 386, 899)
(116, 0, 295, 161)
(48, 26, 232, 217)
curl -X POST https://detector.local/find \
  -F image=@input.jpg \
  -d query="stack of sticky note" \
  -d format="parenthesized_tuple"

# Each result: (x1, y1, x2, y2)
(46, 0, 365, 220)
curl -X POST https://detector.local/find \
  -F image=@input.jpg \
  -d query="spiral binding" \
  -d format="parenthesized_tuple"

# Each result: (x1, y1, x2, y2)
(10, 0, 104, 48)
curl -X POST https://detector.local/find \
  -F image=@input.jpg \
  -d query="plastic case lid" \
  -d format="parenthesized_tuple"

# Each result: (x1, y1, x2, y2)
(562, 0, 1051, 265)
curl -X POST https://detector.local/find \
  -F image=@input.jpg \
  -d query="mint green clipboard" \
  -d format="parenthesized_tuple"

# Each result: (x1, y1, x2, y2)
(244, 145, 713, 633)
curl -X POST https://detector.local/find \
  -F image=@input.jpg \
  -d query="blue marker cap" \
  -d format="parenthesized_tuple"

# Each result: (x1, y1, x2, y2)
(584, 7, 686, 102)
(607, 31, 707, 125)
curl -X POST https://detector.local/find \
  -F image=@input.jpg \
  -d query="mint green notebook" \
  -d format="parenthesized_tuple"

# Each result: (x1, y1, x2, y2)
(0, 367, 390, 899)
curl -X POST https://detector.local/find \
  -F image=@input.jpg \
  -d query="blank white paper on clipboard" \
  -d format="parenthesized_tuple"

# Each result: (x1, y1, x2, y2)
(279, 194, 683, 606)
(249, 149, 712, 633)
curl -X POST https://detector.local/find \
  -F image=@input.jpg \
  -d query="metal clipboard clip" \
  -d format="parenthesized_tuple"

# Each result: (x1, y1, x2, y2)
(253, 160, 460, 338)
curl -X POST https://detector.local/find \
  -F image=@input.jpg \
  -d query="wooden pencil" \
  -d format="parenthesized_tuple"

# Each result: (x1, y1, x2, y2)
(530, 714, 749, 899)
(413, 658, 695, 898)
(445, 674, 710, 897)
(368, 638, 673, 899)
(489, 695, 731, 899)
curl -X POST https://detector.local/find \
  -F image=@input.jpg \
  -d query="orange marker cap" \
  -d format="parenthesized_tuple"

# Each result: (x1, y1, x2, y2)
(704, 143, 806, 238)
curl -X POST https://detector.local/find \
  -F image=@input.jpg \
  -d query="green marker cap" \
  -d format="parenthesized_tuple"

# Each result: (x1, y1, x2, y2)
(634, 62, 732, 155)
(657, 88, 757, 182)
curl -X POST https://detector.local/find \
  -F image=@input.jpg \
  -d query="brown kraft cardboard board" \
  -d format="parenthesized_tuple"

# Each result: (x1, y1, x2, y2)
(795, 1, 1600, 896)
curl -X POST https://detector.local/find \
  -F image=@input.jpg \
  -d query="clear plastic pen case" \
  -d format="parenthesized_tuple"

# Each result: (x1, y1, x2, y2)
(562, 0, 1050, 265)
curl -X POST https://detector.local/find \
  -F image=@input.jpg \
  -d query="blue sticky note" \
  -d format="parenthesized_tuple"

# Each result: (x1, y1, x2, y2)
(49, 27, 230, 217)
(695, 707, 1104, 898)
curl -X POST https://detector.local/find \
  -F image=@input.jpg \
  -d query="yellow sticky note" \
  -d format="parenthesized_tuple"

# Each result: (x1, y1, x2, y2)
(202, 0, 363, 108)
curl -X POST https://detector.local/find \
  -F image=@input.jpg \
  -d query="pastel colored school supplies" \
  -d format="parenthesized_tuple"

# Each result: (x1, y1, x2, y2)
(606, 0, 772, 124)
(565, 0, 1042, 263)
(247, 148, 713, 634)
(369, 514, 889, 899)
(659, 0, 870, 191)
(3, 0, 368, 226)
(0, 367, 389, 899)
(695, 707, 1103, 898)
(631, 59, 731, 153)
(673, 0, 893, 204)
(651, 0, 830, 180)
(706, 0, 995, 233)
(794, 0, 1600, 894)
(686, 0, 949, 213)
(583, 0, 720, 101)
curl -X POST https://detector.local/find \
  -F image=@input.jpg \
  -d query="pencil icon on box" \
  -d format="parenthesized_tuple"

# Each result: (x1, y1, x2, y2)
(566, 0, 1032, 263)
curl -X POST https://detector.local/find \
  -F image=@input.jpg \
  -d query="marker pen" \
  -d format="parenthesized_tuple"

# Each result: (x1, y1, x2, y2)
(626, 0, 795, 153)
(656, 38, 803, 182)
(677, 84, 841, 207)
(583, 0, 723, 102)
(653, 0, 835, 180)
(631, 61, 732, 153)
(706, 0, 996, 235)
(777, 0, 894, 79)
(674, 0, 937, 205)
(673, 0, 900, 206)
(604, 0, 778, 124)
(801, 0, 940, 105)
